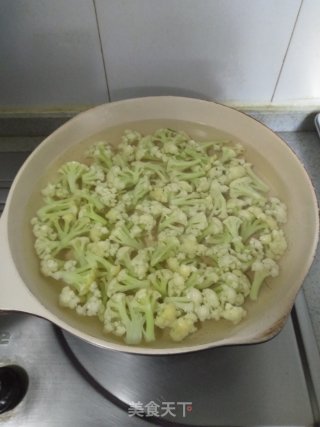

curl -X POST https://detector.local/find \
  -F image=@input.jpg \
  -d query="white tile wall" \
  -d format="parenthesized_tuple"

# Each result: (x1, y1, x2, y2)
(273, 0, 320, 103)
(95, 0, 300, 103)
(0, 0, 108, 108)
(2, 0, 319, 108)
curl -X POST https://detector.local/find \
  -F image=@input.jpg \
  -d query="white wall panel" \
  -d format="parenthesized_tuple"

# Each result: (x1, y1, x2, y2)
(0, 0, 108, 107)
(273, 0, 320, 103)
(96, 0, 300, 103)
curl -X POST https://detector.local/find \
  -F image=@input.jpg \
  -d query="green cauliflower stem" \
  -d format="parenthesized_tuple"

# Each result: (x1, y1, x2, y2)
(229, 177, 266, 202)
(148, 269, 173, 296)
(250, 258, 279, 300)
(106, 270, 149, 297)
(53, 266, 96, 296)
(87, 142, 114, 169)
(210, 182, 228, 219)
(131, 289, 161, 342)
(103, 293, 144, 345)
(109, 223, 143, 250)
(58, 161, 89, 194)
(150, 237, 180, 267)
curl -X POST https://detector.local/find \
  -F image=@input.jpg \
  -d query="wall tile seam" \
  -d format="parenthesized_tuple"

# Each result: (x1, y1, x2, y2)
(271, 0, 304, 103)
(93, 0, 111, 103)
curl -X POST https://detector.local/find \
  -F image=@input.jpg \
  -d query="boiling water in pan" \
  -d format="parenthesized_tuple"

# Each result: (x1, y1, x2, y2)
(23, 119, 286, 348)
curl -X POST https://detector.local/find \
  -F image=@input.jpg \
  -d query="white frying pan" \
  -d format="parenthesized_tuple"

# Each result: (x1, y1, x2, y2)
(0, 97, 318, 355)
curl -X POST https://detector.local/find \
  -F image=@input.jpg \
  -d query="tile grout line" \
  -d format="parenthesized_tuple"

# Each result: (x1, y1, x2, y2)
(93, 0, 112, 102)
(271, 0, 304, 103)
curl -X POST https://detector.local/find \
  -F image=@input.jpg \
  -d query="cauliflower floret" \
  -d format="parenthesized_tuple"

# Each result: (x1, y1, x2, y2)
(169, 313, 198, 342)
(64, 260, 77, 271)
(217, 254, 241, 271)
(166, 258, 196, 278)
(122, 129, 141, 144)
(199, 289, 222, 321)
(88, 240, 110, 257)
(130, 250, 150, 279)
(155, 303, 177, 329)
(59, 286, 80, 309)
(249, 237, 264, 253)
(106, 203, 128, 223)
(31, 218, 57, 240)
(89, 224, 109, 242)
(195, 305, 211, 321)
(136, 200, 170, 216)
(131, 213, 156, 233)
(265, 197, 287, 224)
(260, 229, 287, 260)
(95, 184, 117, 207)
(196, 177, 210, 192)
(150, 187, 168, 203)
(186, 212, 208, 236)
(218, 284, 239, 305)
(41, 182, 57, 198)
(76, 294, 102, 316)
(180, 234, 206, 258)
(179, 264, 194, 278)
(168, 273, 186, 296)
(221, 303, 246, 324)
(40, 258, 59, 276)
(163, 141, 179, 155)
(250, 258, 279, 300)
(77, 299, 100, 316)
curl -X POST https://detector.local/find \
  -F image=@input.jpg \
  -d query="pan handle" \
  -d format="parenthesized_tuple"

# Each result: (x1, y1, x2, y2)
(0, 211, 52, 319)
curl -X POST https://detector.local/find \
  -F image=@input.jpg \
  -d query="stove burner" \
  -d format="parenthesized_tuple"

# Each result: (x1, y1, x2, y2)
(0, 366, 28, 414)
(60, 318, 314, 426)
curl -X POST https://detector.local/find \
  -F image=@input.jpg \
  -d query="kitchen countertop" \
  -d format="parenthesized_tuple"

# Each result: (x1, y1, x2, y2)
(0, 128, 319, 352)
(277, 131, 320, 351)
